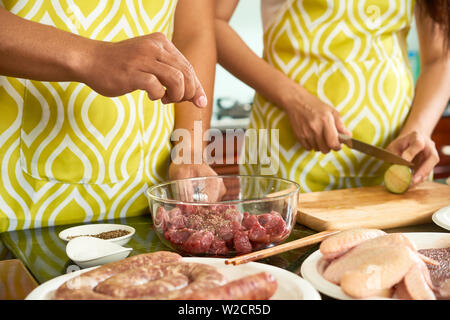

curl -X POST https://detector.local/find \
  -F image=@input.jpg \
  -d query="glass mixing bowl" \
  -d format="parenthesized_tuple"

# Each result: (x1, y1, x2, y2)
(146, 175, 300, 257)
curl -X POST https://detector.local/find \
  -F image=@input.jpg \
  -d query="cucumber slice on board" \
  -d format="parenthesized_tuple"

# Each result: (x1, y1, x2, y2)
(384, 164, 412, 194)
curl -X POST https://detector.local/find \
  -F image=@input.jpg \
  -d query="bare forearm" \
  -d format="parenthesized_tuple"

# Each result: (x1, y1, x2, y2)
(215, 9, 351, 152)
(0, 8, 92, 82)
(0, 7, 208, 106)
(173, 37, 215, 151)
(401, 58, 450, 137)
(403, 5, 450, 137)
(173, 0, 216, 152)
(215, 19, 296, 109)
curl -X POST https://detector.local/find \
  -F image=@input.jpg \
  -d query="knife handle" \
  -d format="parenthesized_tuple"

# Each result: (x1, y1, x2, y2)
(338, 133, 351, 142)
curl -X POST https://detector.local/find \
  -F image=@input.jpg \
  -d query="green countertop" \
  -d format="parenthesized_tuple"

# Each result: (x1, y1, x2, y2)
(1, 213, 447, 286)
(0, 214, 320, 284)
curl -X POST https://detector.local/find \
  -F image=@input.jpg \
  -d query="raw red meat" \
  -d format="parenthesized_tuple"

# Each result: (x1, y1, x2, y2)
(183, 230, 214, 254)
(164, 228, 192, 245)
(258, 211, 287, 242)
(155, 205, 288, 256)
(167, 207, 186, 229)
(234, 231, 253, 254)
(209, 237, 229, 255)
(154, 207, 168, 230)
(248, 222, 270, 243)
(242, 212, 259, 229)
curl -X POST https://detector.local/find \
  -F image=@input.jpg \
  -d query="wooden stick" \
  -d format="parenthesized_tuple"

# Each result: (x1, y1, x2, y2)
(225, 230, 341, 266)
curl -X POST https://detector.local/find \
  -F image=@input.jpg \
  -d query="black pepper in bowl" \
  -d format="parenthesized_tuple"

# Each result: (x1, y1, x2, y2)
(67, 229, 131, 240)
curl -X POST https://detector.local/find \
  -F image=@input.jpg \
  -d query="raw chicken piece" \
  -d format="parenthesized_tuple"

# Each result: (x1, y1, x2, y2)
(403, 261, 436, 300)
(394, 280, 413, 300)
(324, 232, 438, 266)
(438, 279, 450, 299)
(394, 261, 436, 300)
(320, 229, 386, 261)
(323, 246, 417, 286)
(337, 246, 418, 298)
(351, 233, 438, 266)
(350, 233, 416, 253)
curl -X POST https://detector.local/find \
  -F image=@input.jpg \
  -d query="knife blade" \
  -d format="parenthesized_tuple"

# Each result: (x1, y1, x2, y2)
(338, 134, 414, 167)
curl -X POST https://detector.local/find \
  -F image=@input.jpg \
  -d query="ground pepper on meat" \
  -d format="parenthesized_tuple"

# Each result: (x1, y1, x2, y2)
(418, 247, 450, 287)
(157, 205, 288, 256)
(67, 229, 131, 240)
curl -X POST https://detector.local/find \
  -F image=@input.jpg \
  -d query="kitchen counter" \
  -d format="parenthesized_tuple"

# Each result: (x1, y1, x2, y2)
(1, 179, 448, 299)
(1, 214, 447, 292)
(0, 214, 320, 285)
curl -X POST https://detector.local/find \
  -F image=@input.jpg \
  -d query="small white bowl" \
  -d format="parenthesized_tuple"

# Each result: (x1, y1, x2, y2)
(66, 236, 132, 268)
(59, 223, 135, 246)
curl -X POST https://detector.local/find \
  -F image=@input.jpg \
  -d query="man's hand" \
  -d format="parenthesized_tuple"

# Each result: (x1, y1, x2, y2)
(0, 9, 207, 108)
(386, 131, 440, 185)
(168, 162, 227, 202)
(81, 32, 207, 107)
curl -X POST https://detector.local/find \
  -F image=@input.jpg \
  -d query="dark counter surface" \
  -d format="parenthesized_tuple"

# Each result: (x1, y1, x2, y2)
(1, 213, 447, 285)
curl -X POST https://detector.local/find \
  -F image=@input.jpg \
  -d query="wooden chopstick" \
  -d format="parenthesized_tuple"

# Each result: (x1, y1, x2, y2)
(225, 230, 341, 266)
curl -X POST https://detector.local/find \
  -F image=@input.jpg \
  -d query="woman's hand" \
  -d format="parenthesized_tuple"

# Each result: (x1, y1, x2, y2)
(281, 83, 352, 154)
(168, 161, 227, 202)
(80, 32, 207, 107)
(386, 131, 440, 185)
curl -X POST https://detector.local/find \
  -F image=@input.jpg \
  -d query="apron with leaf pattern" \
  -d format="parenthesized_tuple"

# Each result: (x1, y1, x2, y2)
(0, 0, 178, 232)
(242, 0, 415, 192)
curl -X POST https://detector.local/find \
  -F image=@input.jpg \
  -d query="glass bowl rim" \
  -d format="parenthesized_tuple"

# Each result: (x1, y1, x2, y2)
(146, 174, 300, 206)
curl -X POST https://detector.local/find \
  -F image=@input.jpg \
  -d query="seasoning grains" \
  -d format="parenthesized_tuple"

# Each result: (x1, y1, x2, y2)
(418, 247, 450, 286)
(67, 229, 131, 240)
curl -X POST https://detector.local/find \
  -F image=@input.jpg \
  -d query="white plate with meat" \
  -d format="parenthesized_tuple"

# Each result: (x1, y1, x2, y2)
(300, 232, 450, 300)
(26, 256, 321, 300)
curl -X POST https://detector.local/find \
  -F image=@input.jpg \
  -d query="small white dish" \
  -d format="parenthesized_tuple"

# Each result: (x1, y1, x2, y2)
(66, 236, 132, 269)
(432, 206, 450, 231)
(59, 223, 135, 246)
(301, 232, 450, 300)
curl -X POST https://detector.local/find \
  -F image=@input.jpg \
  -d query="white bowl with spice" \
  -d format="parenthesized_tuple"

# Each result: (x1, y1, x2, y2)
(59, 223, 135, 246)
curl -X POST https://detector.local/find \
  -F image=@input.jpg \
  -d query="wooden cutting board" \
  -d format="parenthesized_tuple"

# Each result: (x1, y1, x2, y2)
(296, 181, 450, 231)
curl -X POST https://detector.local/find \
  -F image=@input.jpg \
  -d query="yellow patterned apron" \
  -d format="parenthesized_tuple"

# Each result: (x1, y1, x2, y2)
(242, 0, 415, 192)
(0, 0, 178, 232)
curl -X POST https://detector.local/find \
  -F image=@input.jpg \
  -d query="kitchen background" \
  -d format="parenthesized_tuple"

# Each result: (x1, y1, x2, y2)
(209, 0, 450, 178)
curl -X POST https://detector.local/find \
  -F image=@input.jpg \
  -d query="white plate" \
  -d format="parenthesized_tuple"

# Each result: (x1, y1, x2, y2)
(301, 232, 450, 300)
(59, 224, 135, 246)
(432, 206, 450, 231)
(26, 257, 321, 300)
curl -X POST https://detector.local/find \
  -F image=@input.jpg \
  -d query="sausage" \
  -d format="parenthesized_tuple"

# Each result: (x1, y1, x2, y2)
(94, 262, 225, 299)
(54, 251, 277, 300)
(177, 272, 278, 300)
(54, 251, 183, 300)
(54, 252, 226, 300)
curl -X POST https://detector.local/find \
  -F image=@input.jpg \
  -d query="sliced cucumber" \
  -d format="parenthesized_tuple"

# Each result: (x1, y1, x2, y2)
(384, 164, 412, 194)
